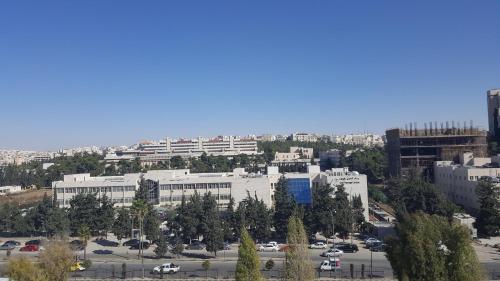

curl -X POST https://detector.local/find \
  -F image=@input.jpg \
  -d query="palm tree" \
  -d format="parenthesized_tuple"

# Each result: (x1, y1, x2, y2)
(131, 199, 149, 278)
(78, 225, 91, 260)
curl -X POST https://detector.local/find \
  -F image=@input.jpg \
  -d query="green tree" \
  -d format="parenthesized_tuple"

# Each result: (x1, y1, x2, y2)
(236, 194, 272, 242)
(386, 212, 485, 281)
(202, 193, 224, 256)
(154, 234, 168, 258)
(45, 206, 69, 237)
(112, 208, 132, 241)
(144, 208, 161, 242)
(475, 178, 500, 236)
(306, 184, 336, 236)
(235, 228, 262, 281)
(352, 194, 365, 231)
(39, 240, 74, 281)
(273, 177, 297, 239)
(96, 194, 115, 236)
(68, 193, 100, 235)
(131, 199, 149, 258)
(333, 185, 353, 238)
(285, 216, 315, 281)
(78, 225, 91, 260)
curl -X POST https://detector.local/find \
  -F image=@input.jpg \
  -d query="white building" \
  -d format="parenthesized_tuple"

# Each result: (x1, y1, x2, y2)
(274, 147, 314, 162)
(434, 152, 500, 214)
(53, 168, 276, 209)
(291, 133, 319, 142)
(52, 165, 369, 221)
(0, 185, 22, 195)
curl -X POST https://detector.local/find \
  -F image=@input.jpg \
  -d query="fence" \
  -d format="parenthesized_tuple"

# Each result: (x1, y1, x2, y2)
(68, 268, 390, 280)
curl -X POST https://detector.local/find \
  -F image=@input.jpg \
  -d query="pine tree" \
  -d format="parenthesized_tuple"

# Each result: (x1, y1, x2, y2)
(96, 194, 115, 236)
(333, 185, 353, 238)
(144, 208, 161, 243)
(235, 228, 262, 281)
(352, 195, 365, 231)
(273, 177, 297, 239)
(285, 216, 315, 281)
(154, 235, 168, 258)
(386, 212, 485, 281)
(202, 193, 224, 256)
(112, 208, 131, 241)
(475, 179, 500, 236)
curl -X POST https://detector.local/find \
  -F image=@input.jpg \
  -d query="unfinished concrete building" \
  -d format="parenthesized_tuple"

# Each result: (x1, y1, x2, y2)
(386, 122, 488, 179)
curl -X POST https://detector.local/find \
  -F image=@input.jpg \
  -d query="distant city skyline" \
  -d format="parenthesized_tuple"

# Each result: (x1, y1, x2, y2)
(0, 1, 498, 150)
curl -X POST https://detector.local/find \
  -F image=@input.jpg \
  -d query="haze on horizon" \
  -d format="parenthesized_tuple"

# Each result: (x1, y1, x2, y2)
(0, 0, 499, 151)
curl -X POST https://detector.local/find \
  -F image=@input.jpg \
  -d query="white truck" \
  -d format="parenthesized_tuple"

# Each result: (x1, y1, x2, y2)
(152, 263, 181, 274)
(320, 258, 341, 271)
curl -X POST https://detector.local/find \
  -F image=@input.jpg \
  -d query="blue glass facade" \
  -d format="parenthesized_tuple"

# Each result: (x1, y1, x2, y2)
(286, 178, 312, 205)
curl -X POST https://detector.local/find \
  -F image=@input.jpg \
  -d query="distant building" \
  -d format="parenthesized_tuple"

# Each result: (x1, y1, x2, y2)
(291, 133, 319, 142)
(319, 149, 341, 169)
(434, 152, 500, 214)
(0, 185, 22, 195)
(487, 88, 500, 138)
(386, 124, 488, 179)
(332, 134, 384, 147)
(453, 213, 477, 238)
(106, 136, 260, 165)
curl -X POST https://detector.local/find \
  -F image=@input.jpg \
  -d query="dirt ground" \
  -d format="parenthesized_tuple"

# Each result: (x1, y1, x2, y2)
(0, 189, 52, 207)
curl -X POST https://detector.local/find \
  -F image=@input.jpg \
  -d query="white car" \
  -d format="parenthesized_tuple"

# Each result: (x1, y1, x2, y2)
(258, 244, 279, 252)
(321, 248, 343, 257)
(309, 242, 327, 249)
(320, 258, 341, 271)
(152, 263, 180, 274)
(364, 238, 381, 247)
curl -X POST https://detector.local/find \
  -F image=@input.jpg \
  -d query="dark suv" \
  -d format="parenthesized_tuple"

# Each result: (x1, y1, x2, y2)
(334, 243, 359, 253)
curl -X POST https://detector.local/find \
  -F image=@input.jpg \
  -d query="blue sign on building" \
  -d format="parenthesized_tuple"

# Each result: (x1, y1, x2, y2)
(286, 178, 312, 205)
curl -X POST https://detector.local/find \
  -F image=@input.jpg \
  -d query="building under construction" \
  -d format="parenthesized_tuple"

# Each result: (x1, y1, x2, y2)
(386, 122, 488, 179)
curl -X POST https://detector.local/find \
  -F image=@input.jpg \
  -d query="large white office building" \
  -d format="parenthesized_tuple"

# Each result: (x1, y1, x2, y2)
(53, 166, 369, 221)
(434, 152, 500, 214)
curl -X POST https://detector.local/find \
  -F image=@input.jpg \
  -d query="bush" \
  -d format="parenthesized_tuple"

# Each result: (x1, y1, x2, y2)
(265, 259, 275, 271)
(81, 259, 92, 269)
(202, 260, 210, 271)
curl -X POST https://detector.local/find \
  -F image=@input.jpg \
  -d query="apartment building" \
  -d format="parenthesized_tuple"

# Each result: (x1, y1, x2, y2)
(291, 133, 319, 142)
(434, 152, 500, 214)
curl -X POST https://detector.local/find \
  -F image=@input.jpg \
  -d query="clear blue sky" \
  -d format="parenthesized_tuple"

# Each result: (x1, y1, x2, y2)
(1, 1, 499, 151)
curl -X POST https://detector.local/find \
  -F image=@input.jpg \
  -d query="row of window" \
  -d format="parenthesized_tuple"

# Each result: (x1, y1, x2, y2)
(159, 182, 231, 191)
(57, 186, 136, 194)
(159, 193, 231, 202)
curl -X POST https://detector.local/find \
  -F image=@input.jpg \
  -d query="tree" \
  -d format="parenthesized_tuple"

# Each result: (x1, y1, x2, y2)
(144, 208, 161, 243)
(202, 193, 224, 256)
(386, 212, 485, 281)
(306, 184, 336, 237)
(285, 216, 315, 281)
(78, 225, 91, 260)
(333, 185, 353, 238)
(7, 257, 48, 281)
(273, 177, 297, 239)
(112, 208, 132, 241)
(235, 228, 262, 281)
(475, 178, 500, 237)
(39, 240, 74, 281)
(96, 194, 114, 237)
(352, 195, 365, 231)
(236, 194, 272, 242)
(131, 199, 149, 258)
(154, 235, 168, 258)
(68, 193, 100, 235)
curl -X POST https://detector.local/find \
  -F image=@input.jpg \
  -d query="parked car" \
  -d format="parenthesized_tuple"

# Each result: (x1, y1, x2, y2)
(334, 243, 359, 253)
(70, 261, 86, 272)
(69, 240, 85, 251)
(25, 240, 42, 246)
(152, 263, 181, 274)
(129, 242, 150, 250)
(4, 240, 21, 246)
(222, 242, 231, 250)
(370, 243, 386, 252)
(258, 244, 279, 252)
(364, 238, 381, 247)
(320, 258, 341, 271)
(20, 244, 39, 252)
(321, 248, 343, 257)
(0, 243, 16, 251)
(309, 242, 327, 249)
(123, 239, 140, 246)
(185, 243, 205, 250)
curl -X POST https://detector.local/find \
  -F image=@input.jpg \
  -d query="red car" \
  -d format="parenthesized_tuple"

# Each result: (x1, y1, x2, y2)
(20, 244, 39, 252)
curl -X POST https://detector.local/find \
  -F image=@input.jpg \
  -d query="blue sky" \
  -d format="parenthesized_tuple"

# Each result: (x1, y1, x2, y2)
(0, 1, 499, 150)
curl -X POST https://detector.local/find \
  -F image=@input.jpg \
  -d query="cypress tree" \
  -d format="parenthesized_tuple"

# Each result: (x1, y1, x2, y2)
(285, 216, 315, 281)
(235, 228, 262, 281)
